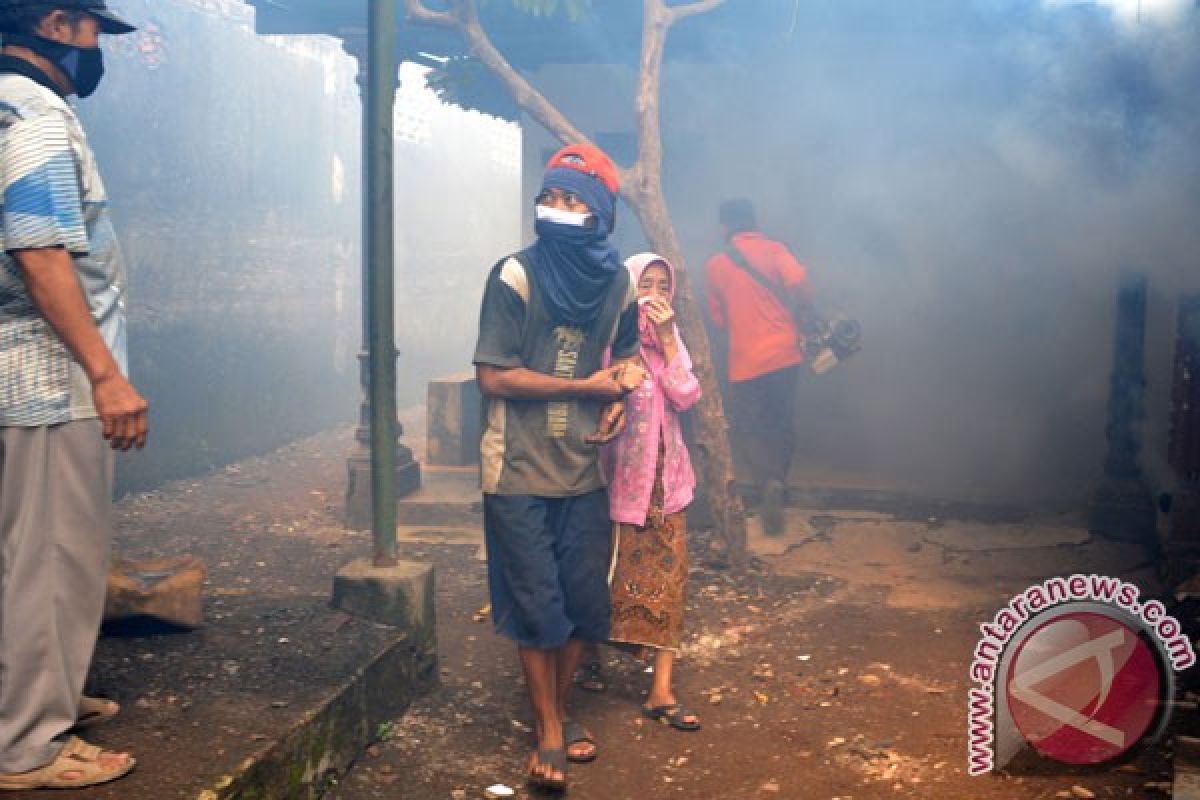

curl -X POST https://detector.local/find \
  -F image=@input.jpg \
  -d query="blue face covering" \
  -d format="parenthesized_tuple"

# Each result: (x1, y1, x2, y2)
(5, 34, 105, 97)
(531, 168, 622, 329)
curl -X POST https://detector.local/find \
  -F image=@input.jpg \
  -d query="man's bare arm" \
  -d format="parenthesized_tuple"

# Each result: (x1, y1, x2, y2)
(15, 247, 147, 450)
(476, 363, 628, 401)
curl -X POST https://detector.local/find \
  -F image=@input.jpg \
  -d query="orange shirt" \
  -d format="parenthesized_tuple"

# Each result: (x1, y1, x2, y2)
(705, 232, 811, 383)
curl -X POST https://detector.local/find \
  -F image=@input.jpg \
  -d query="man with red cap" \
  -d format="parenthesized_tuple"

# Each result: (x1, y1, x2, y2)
(0, 0, 143, 790)
(473, 143, 642, 791)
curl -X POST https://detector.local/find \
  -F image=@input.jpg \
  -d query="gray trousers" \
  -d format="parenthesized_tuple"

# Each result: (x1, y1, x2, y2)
(0, 419, 113, 773)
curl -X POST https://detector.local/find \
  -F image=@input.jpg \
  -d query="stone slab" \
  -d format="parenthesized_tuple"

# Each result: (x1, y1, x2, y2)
(395, 465, 483, 527)
(765, 483, 1031, 524)
(105, 555, 206, 629)
(331, 558, 436, 644)
(201, 629, 437, 800)
(426, 372, 482, 467)
(397, 525, 483, 546)
(924, 523, 1091, 552)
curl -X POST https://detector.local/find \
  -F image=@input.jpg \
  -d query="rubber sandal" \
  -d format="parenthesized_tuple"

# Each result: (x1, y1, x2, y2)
(563, 719, 597, 763)
(642, 702, 702, 732)
(0, 736, 135, 790)
(527, 747, 567, 792)
(74, 696, 119, 730)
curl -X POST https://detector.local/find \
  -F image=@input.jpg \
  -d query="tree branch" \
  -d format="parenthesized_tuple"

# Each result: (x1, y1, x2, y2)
(448, 0, 594, 151)
(402, 0, 457, 27)
(628, 0, 727, 199)
(627, 0, 670, 201)
(665, 0, 727, 23)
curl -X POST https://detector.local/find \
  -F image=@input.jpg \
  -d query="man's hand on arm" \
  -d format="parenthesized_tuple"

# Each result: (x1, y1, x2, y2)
(476, 363, 634, 402)
(15, 247, 147, 451)
(612, 359, 647, 391)
(585, 400, 626, 445)
(475, 357, 646, 445)
(584, 357, 645, 445)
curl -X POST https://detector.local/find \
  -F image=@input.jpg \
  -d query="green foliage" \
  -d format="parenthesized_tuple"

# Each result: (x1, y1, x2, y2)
(422, 0, 593, 118)
(375, 720, 396, 742)
(424, 55, 518, 120)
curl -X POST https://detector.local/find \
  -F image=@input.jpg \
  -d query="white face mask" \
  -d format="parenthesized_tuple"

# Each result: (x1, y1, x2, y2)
(535, 205, 592, 227)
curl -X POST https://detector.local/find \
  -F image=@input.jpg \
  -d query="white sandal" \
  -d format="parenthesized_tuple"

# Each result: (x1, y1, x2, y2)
(0, 736, 135, 790)
(75, 696, 119, 729)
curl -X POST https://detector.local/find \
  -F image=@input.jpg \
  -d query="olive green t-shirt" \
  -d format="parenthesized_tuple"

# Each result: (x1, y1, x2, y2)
(472, 250, 639, 497)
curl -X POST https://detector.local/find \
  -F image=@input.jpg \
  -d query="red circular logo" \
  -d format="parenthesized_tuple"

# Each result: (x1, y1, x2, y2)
(1006, 611, 1163, 765)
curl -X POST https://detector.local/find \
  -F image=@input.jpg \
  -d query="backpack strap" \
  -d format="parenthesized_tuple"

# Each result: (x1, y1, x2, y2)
(724, 243, 792, 310)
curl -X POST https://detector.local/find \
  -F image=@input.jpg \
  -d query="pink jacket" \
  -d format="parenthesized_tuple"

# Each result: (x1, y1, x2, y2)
(606, 253, 702, 526)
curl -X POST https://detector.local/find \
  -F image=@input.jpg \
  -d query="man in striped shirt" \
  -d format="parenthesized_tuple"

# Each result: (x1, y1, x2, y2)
(0, 1, 143, 790)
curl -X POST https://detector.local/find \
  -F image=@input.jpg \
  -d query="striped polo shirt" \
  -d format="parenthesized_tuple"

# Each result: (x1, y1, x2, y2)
(0, 65, 127, 427)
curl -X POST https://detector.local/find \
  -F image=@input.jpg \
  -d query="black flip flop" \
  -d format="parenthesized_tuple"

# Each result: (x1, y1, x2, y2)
(643, 702, 702, 731)
(563, 719, 598, 763)
(527, 748, 568, 792)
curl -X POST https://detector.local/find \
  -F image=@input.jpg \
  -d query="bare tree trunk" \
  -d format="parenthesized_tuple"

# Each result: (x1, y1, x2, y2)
(624, 0, 744, 563)
(627, 186, 747, 567)
(622, 0, 746, 565)
(405, 0, 747, 566)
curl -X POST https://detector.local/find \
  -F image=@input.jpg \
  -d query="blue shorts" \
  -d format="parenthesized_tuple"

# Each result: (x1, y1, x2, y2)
(483, 489, 613, 649)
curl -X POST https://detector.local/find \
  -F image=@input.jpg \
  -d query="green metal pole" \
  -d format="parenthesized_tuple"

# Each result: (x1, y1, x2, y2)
(367, 0, 398, 567)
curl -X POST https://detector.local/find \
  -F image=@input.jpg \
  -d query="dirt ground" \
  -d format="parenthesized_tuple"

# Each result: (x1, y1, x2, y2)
(330, 500, 1184, 798)
(5, 427, 396, 800)
(8, 413, 1188, 800)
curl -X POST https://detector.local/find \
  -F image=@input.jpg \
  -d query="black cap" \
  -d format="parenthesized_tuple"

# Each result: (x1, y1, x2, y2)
(85, 1, 136, 34)
(718, 197, 757, 233)
(0, 0, 137, 34)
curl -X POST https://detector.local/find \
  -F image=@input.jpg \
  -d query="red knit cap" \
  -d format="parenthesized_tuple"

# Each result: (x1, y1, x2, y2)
(545, 143, 619, 194)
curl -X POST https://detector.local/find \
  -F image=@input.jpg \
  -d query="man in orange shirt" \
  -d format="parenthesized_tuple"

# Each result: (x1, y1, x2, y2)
(705, 198, 811, 535)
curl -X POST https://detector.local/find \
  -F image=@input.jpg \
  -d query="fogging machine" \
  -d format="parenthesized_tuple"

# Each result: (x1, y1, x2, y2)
(804, 313, 862, 374)
(723, 244, 862, 374)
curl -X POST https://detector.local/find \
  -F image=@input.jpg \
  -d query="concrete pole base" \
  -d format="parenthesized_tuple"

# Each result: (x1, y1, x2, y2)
(331, 558, 436, 645)
(345, 451, 422, 530)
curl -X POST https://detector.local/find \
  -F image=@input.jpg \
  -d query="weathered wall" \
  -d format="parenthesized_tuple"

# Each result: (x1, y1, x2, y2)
(78, 4, 520, 494)
(85, 1, 362, 493)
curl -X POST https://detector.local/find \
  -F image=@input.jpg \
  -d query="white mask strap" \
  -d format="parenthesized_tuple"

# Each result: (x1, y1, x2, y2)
(535, 205, 591, 227)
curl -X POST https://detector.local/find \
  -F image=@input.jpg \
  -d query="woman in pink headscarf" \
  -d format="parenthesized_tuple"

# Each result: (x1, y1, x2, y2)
(606, 251, 703, 732)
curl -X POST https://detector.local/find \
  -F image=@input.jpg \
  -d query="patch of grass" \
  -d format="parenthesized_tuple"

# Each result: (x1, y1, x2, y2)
(375, 720, 396, 742)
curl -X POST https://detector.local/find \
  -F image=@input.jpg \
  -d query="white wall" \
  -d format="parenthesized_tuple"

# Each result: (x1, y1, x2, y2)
(394, 63, 523, 404)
